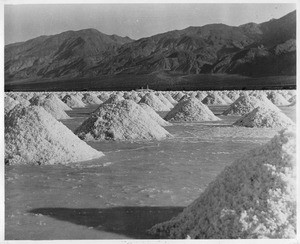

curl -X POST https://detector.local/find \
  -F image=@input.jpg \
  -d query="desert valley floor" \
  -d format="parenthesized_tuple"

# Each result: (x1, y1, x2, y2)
(5, 101, 296, 240)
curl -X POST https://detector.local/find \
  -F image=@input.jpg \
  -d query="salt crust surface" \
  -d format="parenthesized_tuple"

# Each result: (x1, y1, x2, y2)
(75, 100, 171, 141)
(139, 93, 170, 111)
(5, 105, 104, 165)
(233, 106, 295, 129)
(139, 103, 172, 126)
(164, 97, 221, 122)
(149, 128, 296, 239)
(62, 94, 86, 108)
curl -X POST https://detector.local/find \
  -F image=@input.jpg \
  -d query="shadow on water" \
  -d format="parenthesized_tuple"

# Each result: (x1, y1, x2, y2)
(29, 206, 184, 239)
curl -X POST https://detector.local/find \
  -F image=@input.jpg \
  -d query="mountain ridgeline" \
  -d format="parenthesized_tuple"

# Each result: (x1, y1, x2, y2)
(5, 10, 296, 83)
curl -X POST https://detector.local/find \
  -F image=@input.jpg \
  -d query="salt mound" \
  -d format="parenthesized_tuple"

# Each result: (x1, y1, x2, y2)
(233, 106, 295, 129)
(82, 93, 102, 105)
(47, 94, 72, 111)
(164, 93, 177, 104)
(288, 95, 296, 104)
(5, 105, 104, 165)
(195, 91, 207, 101)
(123, 92, 141, 103)
(267, 92, 290, 106)
(173, 92, 185, 102)
(226, 91, 240, 101)
(7, 93, 31, 106)
(62, 94, 86, 108)
(139, 93, 170, 111)
(218, 92, 233, 104)
(202, 93, 227, 105)
(75, 100, 171, 141)
(30, 94, 70, 120)
(102, 94, 125, 105)
(139, 103, 172, 127)
(97, 92, 110, 102)
(222, 95, 262, 116)
(149, 128, 296, 239)
(5, 95, 20, 114)
(164, 97, 220, 122)
(157, 93, 174, 109)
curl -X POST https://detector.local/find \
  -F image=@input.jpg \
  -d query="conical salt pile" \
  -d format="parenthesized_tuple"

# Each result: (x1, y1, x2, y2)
(62, 94, 86, 108)
(149, 128, 296, 239)
(5, 105, 104, 165)
(30, 94, 71, 120)
(288, 95, 296, 104)
(173, 91, 185, 102)
(82, 93, 103, 105)
(139, 103, 172, 127)
(164, 93, 177, 104)
(5, 95, 20, 114)
(123, 91, 141, 103)
(267, 92, 290, 106)
(7, 93, 31, 106)
(97, 92, 110, 102)
(139, 93, 170, 111)
(102, 94, 125, 105)
(75, 100, 171, 141)
(219, 92, 233, 104)
(233, 106, 295, 129)
(226, 91, 240, 102)
(195, 91, 207, 101)
(164, 97, 220, 122)
(222, 94, 261, 116)
(202, 93, 228, 105)
(157, 93, 174, 109)
(47, 94, 72, 111)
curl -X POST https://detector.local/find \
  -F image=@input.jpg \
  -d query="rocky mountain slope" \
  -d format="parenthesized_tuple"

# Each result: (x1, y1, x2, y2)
(5, 29, 133, 80)
(5, 10, 296, 82)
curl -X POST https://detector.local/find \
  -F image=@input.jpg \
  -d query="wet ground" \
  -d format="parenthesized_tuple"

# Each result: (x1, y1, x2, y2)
(5, 104, 296, 240)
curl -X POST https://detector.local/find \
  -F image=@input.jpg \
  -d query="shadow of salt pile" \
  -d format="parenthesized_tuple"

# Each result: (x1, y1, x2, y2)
(29, 206, 184, 239)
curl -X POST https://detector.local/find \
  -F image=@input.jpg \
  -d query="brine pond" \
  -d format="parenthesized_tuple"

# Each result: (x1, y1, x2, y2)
(5, 105, 296, 240)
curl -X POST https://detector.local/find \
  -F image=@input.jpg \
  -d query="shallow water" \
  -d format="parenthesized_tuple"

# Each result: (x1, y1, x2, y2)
(5, 104, 295, 240)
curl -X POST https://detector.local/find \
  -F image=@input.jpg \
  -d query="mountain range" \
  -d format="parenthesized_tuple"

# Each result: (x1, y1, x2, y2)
(5, 10, 296, 84)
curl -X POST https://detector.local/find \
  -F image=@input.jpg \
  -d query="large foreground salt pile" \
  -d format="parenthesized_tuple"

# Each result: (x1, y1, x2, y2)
(62, 94, 86, 108)
(139, 93, 170, 111)
(30, 94, 71, 120)
(149, 128, 296, 239)
(75, 100, 171, 141)
(5, 105, 104, 165)
(233, 106, 295, 129)
(164, 97, 220, 122)
(139, 103, 172, 126)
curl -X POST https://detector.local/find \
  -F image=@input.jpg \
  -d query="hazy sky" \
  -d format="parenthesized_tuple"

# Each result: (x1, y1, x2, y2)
(5, 3, 296, 44)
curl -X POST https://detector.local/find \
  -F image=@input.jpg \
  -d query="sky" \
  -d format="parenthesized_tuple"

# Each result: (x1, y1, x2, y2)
(4, 3, 296, 44)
